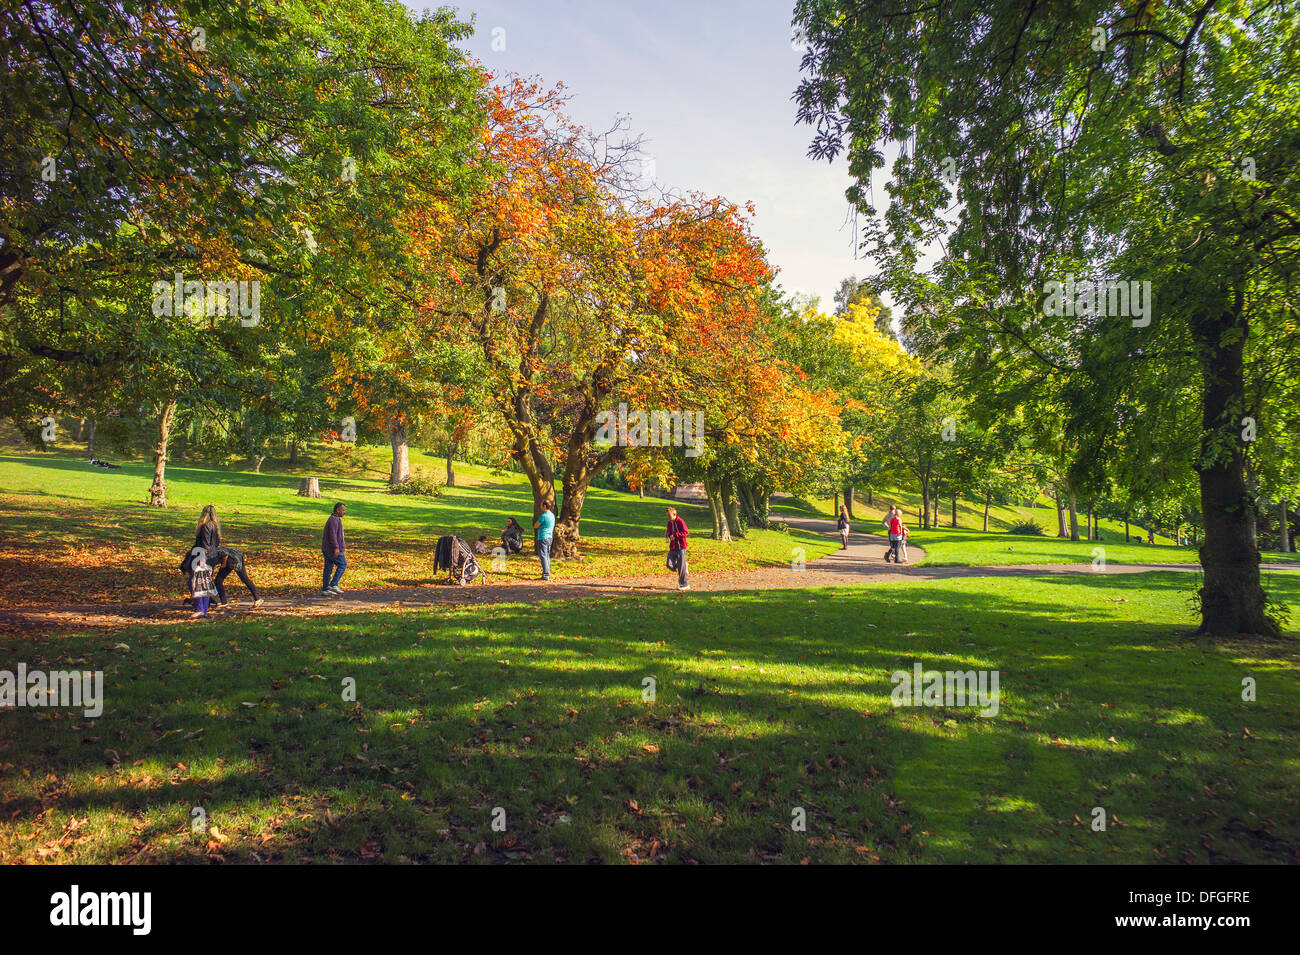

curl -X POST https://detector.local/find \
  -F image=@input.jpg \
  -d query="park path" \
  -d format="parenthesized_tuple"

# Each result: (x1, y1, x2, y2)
(0, 514, 1288, 633)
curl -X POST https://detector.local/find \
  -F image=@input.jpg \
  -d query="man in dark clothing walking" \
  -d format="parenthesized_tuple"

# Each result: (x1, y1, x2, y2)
(666, 506, 690, 590)
(322, 502, 347, 596)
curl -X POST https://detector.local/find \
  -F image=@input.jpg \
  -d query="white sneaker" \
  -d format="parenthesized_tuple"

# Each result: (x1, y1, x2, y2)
(679, 584, 691, 590)
(328, 586, 344, 595)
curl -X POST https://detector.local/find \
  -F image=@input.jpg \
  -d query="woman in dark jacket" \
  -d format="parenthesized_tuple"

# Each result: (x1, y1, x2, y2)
(501, 517, 524, 555)
(185, 504, 264, 608)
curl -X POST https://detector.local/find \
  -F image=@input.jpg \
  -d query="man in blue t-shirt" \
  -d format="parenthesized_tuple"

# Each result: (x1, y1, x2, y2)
(533, 505, 555, 581)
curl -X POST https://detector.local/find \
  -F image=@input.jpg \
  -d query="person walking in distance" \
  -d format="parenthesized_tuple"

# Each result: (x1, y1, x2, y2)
(666, 506, 690, 590)
(533, 503, 555, 581)
(837, 504, 851, 549)
(322, 502, 347, 596)
(888, 508, 905, 563)
(882, 505, 897, 561)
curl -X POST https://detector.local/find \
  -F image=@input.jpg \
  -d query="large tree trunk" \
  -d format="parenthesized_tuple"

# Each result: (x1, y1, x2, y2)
(737, 482, 769, 529)
(1055, 487, 1067, 538)
(1192, 292, 1279, 637)
(833, 490, 839, 516)
(722, 475, 745, 539)
(148, 392, 178, 507)
(982, 489, 990, 532)
(920, 477, 930, 530)
(551, 386, 623, 559)
(297, 477, 321, 497)
(866, 488, 873, 507)
(1280, 498, 1292, 553)
(951, 492, 957, 528)
(1068, 492, 1080, 542)
(446, 447, 456, 487)
(703, 476, 731, 541)
(554, 486, 587, 558)
(85, 418, 96, 457)
(1125, 512, 1130, 542)
(388, 418, 410, 485)
(843, 486, 854, 519)
(288, 439, 299, 467)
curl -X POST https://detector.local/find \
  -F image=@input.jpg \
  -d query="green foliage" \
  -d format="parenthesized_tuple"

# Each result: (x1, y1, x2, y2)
(1007, 519, 1045, 537)
(386, 473, 445, 497)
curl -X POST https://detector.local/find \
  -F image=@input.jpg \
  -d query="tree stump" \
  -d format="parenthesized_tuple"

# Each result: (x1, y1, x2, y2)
(298, 477, 321, 498)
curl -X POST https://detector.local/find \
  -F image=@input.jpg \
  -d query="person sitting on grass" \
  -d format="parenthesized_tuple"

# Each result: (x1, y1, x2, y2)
(474, 535, 490, 555)
(501, 518, 524, 555)
(321, 502, 347, 596)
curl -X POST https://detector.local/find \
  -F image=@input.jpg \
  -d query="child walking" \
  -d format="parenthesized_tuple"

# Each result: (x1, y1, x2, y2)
(189, 550, 216, 618)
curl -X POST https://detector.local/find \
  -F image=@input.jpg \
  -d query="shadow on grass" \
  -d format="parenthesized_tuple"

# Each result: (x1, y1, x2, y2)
(2, 573, 1296, 864)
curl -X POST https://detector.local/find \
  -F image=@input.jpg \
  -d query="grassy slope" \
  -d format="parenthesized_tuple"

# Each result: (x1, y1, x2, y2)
(778, 488, 1298, 567)
(1, 572, 1295, 864)
(0, 454, 838, 608)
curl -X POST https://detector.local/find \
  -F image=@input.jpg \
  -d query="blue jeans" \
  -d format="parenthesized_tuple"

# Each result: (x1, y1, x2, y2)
(537, 537, 552, 579)
(668, 549, 688, 587)
(323, 553, 347, 590)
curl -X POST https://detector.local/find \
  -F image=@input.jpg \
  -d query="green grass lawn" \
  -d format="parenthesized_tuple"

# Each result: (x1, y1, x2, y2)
(908, 526, 1300, 567)
(0, 453, 838, 607)
(3, 572, 1296, 864)
(778, 490, 1296, 567)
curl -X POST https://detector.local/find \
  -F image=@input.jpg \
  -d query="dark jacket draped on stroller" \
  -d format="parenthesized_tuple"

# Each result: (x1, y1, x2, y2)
(435, 535, 483, 585)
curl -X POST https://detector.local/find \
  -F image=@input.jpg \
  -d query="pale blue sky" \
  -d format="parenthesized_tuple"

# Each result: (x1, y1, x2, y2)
(408, 0, 876, 312)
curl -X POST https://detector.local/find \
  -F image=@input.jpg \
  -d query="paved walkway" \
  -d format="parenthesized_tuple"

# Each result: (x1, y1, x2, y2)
(1, 514, 1289, 633)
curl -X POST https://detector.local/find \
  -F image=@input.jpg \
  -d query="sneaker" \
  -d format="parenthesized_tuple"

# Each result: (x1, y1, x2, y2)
(679, 584, 691, 590)
(320, 588, 333, 597)
(328, 586, 343, 595)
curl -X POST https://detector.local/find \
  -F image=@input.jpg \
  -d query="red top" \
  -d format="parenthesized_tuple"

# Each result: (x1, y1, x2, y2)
(889, 515, 903, 536)
(668, 516, 689, 550)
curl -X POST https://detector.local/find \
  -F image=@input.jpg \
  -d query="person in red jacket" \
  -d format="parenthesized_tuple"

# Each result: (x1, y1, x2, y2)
(888, 510, 904, 563)
(666, 507, 690, 590)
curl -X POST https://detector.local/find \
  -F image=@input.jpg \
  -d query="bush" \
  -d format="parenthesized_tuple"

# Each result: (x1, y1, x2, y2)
(1008, 519, 1045, 536)
(387, 473, 444, 497)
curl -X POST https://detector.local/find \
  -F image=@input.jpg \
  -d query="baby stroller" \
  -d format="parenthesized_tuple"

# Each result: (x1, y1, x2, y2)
(435, 535, 484, 585)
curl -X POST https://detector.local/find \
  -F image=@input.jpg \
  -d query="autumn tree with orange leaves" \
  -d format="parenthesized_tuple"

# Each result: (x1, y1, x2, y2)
(415, 79, 774, 557)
